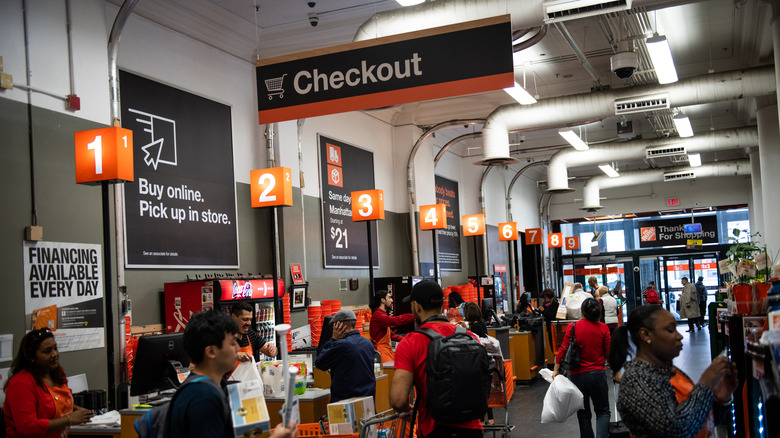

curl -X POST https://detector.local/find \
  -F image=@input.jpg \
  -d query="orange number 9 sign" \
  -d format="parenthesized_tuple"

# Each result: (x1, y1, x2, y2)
(351, 189, 385, 221)
(548, 232, 563, 248)
(565, 236, 580, 250)
(498, 222, 518, 241)
(74, 127, 134, 183)
(462, 214, 486, 236)
(419, 204, 447, 230)
(250, 167, 293, 207)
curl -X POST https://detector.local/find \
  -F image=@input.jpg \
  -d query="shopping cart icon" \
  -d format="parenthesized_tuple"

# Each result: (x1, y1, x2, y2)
(265, 73, 287, 100)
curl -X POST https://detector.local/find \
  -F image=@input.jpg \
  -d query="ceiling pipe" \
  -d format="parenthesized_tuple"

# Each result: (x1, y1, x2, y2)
(513, 25, 548, 53)
(548, 126, 758, 191)
(484, 66, 775, 179)
(582, 159, 751, 210)
(434, 132, 482, 164)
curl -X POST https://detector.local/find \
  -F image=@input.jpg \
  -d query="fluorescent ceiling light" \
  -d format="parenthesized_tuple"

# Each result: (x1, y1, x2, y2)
(673, 114, 694, 137)
(559, 128, 589, 150)
(598, 163, 620, 177)
(397, 0, 424, 6)
(688, 153, 702, 167)
(646, 34, 678, 84)
(504, 82, 537, 105)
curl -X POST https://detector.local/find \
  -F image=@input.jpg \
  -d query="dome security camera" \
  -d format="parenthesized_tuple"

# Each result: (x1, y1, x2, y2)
(633, 266, 640, 273)
(611, 51, 638, 79)
(307, 1, 316, 7)
(309, 13, 319, 27)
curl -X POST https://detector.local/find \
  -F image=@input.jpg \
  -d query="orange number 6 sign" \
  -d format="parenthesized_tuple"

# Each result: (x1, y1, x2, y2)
(498, 222, 518, 241)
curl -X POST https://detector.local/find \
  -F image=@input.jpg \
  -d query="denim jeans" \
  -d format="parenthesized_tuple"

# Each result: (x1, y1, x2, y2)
(569, 369, 610, 438)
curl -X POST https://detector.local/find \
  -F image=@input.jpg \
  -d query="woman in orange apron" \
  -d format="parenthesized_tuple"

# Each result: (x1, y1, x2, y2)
(609, 305, 737, 438)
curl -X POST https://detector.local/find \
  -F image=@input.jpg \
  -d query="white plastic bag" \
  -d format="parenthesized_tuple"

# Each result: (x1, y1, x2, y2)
(541, 375, 584, 423)
(229, 356, 262, 382)
(566, 291, 593, 320)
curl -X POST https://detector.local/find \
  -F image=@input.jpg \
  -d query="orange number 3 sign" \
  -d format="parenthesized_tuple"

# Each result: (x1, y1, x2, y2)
(351, 189, 385, 221)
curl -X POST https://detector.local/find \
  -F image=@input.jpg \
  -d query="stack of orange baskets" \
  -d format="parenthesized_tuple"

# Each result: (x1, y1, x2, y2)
(308, 303, 322, 345)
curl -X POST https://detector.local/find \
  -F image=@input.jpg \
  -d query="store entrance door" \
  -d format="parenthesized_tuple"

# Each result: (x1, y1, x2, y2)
(659, 253, 719, 321)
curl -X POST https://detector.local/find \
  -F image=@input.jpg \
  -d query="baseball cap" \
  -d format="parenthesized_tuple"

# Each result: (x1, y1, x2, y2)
(403, 280, 444, 306)
(330, 308, 356, 324)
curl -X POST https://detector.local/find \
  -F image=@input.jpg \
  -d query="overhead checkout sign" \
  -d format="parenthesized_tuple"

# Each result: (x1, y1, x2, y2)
(256, 15, 514, 123)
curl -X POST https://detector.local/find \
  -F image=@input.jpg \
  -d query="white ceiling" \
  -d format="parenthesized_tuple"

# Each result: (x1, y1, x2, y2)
(106, 0, 774, 186)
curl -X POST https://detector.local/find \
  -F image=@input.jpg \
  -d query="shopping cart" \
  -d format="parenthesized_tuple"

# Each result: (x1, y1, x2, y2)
(359, 410, 411, 438)
(264, 73, 287, 100)
(483, 354, 516, 438)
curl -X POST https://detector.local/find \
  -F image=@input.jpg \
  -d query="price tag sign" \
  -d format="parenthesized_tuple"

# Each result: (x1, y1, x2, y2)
(351, 189, 385, 221)
(419, 204, 447, 230)
(498, 222, 518, 241)
(462, 214, 486, 236)
(565, 236, 580, 250)
(525, 228, 543, 245)
(250, 167, 293, 207)
(548, 232, 563, 248)
(74, 127, 134, 183)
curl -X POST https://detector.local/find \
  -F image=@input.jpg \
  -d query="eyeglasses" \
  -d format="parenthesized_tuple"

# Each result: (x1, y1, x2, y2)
(31, 327, 53, 338)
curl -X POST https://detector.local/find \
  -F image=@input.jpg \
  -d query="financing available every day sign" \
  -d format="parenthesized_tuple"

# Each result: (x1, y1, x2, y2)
(256, 16, 513, 123)
(23, 241, 105, 352)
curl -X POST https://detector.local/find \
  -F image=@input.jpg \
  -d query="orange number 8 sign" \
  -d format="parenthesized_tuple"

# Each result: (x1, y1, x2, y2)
(548, 232, 563, 248)
(250, 167, 293, 207)
(351, 189, 385, 221)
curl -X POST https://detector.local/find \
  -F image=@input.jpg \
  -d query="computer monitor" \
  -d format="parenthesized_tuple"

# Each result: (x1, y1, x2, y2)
(316, 315, 334, 356)
(481, 297, 499, 326)
(130, 332, 190, 396)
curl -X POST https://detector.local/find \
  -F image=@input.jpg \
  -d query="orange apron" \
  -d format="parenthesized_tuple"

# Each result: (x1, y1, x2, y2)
(47, 383, 74, 438)
(229, 342, 254, 378)
(376, 327, 394, 362)
(670, 369, 715, 438)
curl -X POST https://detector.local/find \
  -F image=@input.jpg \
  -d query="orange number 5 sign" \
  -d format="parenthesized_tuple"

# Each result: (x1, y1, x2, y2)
(419, 204, 447, 230)
(462, 214, 486, 236)
(74, 127, 134, 183)
(351, 189, 385, 221)
(250, 167, 293, 207)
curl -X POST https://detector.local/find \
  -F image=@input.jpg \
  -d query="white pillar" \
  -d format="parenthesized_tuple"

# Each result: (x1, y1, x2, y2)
(749, 149, 763, 236)
(756, 101, 780, 258)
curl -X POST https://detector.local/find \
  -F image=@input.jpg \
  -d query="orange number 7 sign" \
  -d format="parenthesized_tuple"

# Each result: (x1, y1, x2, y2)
(525, 228, 543, 245)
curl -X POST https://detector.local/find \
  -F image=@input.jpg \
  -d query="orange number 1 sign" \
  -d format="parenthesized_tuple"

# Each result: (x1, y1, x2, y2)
(74, 127, 134, 183)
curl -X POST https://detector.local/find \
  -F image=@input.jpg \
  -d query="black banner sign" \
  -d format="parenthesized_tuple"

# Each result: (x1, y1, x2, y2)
(256, 16, 513, 123)
(637, 215, 719, 248)
(120, 71, 239, 268)
(319, 135, 378, 268)
(434, 176, 462, 271)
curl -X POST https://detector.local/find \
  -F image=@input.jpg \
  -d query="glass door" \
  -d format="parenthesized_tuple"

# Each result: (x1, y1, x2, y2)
(692, 256, 719, 319)
(661, 257, 690, 320)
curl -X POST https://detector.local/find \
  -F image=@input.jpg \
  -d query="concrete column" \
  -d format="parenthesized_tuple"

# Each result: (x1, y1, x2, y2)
(756, 101, 780, 258)
(749, 149, 763, 236)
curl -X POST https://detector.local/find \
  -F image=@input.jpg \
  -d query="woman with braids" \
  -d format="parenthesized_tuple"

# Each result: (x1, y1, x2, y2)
(609, 305, 738, 438)
(3, 328, 94, 437)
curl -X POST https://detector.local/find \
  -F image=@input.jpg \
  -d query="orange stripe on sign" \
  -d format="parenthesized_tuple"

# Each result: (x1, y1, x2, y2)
(258, 73, 514, 124)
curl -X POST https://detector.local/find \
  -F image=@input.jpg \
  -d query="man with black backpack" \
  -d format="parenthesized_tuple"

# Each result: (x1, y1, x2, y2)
(389, 280, 490, 438)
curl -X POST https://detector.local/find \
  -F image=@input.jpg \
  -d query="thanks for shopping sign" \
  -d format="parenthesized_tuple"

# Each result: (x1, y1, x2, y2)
(256, 15, 513, 123)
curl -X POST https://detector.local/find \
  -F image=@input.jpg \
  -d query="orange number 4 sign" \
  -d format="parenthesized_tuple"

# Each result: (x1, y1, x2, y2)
(498, 222, 518, 241)
(548, 232, 563, 248)
(419, 204, 447, 230)
(250, 167, 293, 207)
(462, 214, 486, 236)
(74, 127, 134, 183)
(351, 189, 385, 221)
(525, 228, 543, 245)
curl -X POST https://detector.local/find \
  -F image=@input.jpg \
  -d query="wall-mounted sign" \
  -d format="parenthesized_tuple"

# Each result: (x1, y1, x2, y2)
(434, 176, 461, 271)
(74, 127, 134, 183)
(120, 71, 238, 268)
(638, 215, 718, 248)
(256, 16, 513, 123)
(319, 135, 378, 268)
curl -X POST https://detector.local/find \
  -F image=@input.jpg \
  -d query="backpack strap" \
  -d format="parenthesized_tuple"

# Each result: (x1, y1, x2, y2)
(164, 375, 213, 435)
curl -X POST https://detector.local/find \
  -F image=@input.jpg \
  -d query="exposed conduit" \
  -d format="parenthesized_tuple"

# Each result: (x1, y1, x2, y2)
(297, 119, 307, 279)
(582, 160, 751, 209)
(549, 126, 759, 196)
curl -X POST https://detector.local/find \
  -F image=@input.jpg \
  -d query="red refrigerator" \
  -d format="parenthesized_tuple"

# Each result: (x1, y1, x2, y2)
(164, 278, 290, 357)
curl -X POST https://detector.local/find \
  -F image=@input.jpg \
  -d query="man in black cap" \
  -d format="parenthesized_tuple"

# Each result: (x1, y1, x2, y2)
(314, 308, 376, 403)
(389, 280, 483, 437)
(695, 276, 708, 329)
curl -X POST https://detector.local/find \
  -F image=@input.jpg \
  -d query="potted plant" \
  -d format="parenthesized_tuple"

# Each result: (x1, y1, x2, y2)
(723, 229, 775, 314)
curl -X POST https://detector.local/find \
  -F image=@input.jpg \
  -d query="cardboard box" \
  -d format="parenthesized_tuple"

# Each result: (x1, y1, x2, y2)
(226, 379, 271, 438)
(327, 396, 376, 438)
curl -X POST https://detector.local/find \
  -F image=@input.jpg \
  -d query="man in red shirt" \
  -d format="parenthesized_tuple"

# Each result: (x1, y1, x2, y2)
(390, 281, 483, 438)
(369, 290, 414, 362)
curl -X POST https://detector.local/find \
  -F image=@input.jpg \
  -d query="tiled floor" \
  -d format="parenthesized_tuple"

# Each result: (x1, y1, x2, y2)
(488, 323, 715, 437)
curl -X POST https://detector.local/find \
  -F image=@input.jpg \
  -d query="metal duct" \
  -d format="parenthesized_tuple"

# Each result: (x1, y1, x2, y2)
(582, 159, 751, 210)
(484, 66, 775, 191)
(548, 126, 758, 192)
